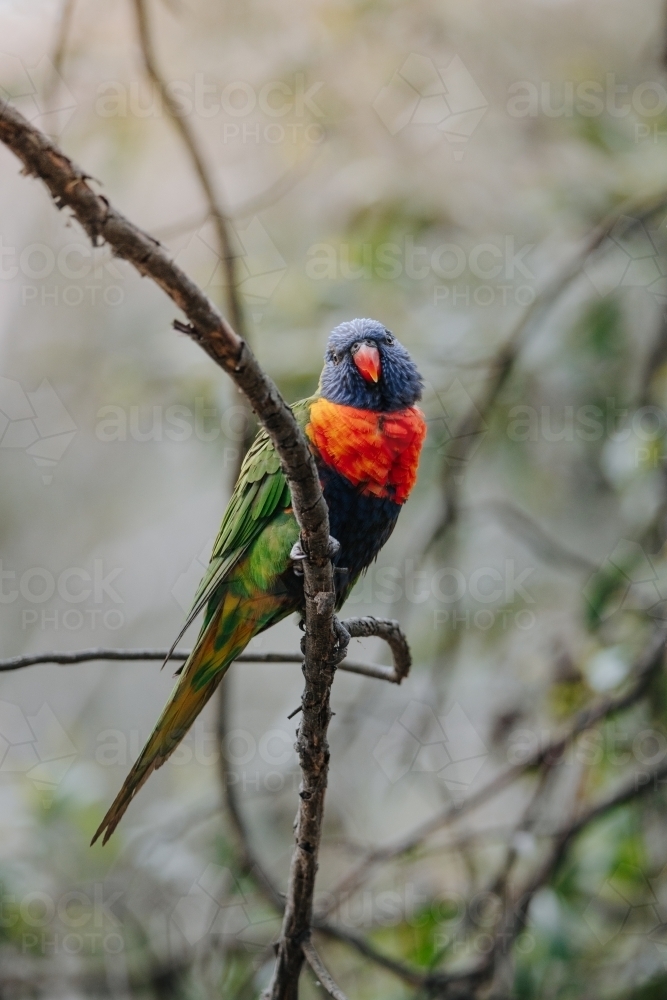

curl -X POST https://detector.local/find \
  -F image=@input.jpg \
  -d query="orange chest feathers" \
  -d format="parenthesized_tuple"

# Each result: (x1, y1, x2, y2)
(306, 397, 427, 504)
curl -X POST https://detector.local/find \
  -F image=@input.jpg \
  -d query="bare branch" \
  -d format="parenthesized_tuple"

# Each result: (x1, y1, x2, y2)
(422, 190, 667, 558)
(318, 627, 667, 919)
(340, 617, 411, 683)
(477, 499, 598, 573)
(301, 941, 350, 1000)
(313, 922, 428, 989)
(46, 0, 78, 101)
(212, 616, 413, 996)
(0, 101, 333, 562)
(0, 646, 402, 682)
(132, 0, 248, 340)
(0, 101, 342, 1000)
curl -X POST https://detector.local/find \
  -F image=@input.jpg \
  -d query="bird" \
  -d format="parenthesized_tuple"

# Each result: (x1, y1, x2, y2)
(92, 318, 426, 845)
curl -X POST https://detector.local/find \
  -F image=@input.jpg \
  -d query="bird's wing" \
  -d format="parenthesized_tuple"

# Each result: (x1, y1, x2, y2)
(164, 397, 313, 660)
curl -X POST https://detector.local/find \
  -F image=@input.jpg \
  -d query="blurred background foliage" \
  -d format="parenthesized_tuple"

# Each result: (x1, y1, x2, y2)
(2, 0, 667, 997)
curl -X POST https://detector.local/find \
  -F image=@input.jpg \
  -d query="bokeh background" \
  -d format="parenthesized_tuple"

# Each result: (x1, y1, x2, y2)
(2, 0, 667, 996)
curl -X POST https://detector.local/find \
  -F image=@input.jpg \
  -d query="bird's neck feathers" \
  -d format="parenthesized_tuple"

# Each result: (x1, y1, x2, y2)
(306, 397, 426, 504)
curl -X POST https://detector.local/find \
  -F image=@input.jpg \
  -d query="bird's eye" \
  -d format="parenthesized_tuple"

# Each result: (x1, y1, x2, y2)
(384, 333, 394, 345)
(330, 352, 340, 365)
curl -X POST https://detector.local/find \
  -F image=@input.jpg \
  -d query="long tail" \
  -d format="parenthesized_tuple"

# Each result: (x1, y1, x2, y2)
(91, 600, 247, 846)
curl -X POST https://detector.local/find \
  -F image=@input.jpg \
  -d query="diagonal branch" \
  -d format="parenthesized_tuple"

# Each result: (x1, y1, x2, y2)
(0, 100, 329, 560)
(423, 190, 667, 558)
(318, 627, 667, 919)
(301, 941, 350, 1000)
(0, 100, 336, 1000)
(461, 752, 667, 996)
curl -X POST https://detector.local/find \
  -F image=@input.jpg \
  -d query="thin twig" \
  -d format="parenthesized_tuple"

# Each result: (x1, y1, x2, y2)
(132, 0, 248, 341)
(476, 499, 598, 573)
(318, 627, 667, 919)
(153, 156, 318, 243)
(215, 673, 286, 911)
(301, 941, 350, 1000)
(216, 685, 414, 999)
(0, 646, 402, 682)
(467, 753, 667, 995)
(422, 190, 667, 558)
(46, 0, 77, 102)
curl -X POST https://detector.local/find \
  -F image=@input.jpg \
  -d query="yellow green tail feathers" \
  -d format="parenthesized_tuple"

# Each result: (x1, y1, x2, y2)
(91, 608, 234, 846)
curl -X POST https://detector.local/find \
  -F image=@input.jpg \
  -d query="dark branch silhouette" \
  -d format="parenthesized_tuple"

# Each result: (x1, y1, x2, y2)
(0, 99, 352, 1000)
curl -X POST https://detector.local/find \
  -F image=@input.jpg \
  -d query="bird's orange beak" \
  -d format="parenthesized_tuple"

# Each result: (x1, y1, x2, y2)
(353, 343, 381, 383)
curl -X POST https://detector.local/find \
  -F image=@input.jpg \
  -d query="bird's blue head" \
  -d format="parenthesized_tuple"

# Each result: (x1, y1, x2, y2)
(319, 318, 423, 412)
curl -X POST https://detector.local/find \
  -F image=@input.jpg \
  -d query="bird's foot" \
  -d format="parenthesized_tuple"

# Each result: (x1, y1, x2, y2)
(290, 540, 306, 576)
(290, 536, 341, 575)
(332, 616, 350, 665)
(327, 536, 341, 558)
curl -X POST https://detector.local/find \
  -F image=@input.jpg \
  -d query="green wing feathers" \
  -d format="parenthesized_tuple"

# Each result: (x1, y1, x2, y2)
(91, 400, 313, 845)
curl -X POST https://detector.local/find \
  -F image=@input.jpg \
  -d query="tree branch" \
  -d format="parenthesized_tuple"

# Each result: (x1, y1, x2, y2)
(301, 941, 350, 1000)
(47, 0, 78, 99)
(318, 627, 667, 919)
(132, 0, 248, 341)
(340, 617, 411, 683)
(0, 100, 338, 1000)
(0, 645, 404, 682)
(463, 752, 667, 996)
(422, 190, 667, 558)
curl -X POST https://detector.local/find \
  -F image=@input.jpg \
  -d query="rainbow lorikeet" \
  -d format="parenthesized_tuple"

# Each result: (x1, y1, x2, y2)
(92, 318, 425, 844)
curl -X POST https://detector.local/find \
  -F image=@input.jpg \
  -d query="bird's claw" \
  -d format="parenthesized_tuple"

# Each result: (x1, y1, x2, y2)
(290, 536, 341, 575)
(327, 536, 341, 558)
(332, 616, 350, 665)
(290, 540, 306, 575)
